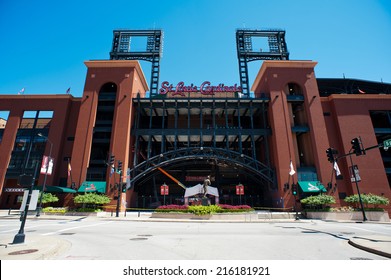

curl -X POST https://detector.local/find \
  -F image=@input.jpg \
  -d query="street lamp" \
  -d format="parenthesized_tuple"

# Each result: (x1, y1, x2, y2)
(36, 133, 53, 217)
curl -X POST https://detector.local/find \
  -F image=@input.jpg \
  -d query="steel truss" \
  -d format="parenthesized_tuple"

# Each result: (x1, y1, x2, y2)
(128, 147, 275, 189)
(236, 29, 289, 95)
(129, 96, 276, 190)
(110, 29, 163, 96)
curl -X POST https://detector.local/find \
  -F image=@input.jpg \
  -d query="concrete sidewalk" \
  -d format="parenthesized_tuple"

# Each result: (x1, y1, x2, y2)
(1, 211, 390, 260)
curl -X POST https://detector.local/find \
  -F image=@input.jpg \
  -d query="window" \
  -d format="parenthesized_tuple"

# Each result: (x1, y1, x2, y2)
(287, 83, 302, 96)
(0, 111, 10, 143)
(370, 111, 391, 129)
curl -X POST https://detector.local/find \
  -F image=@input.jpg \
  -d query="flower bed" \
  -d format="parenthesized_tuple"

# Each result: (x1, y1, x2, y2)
(154, 204, 254, 215)
(153, 204, 256, 220)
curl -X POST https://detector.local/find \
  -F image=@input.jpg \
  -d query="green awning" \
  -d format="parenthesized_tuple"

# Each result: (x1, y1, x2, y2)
(47, 186, 77, 193)
(35, 186, 76, 193)
(298, 181, 327, 193)
(78, 181, 106, 193)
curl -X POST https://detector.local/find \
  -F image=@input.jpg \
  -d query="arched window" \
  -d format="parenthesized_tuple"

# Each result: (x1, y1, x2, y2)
(87, 82, 117, 181)
(287, 83, 302, 96)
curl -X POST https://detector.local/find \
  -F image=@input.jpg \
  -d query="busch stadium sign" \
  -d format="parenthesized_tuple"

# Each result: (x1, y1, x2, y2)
(159, 81, 242, 96)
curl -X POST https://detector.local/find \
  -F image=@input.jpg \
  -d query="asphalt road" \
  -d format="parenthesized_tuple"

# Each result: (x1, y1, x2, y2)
(1, 217, 390, 260)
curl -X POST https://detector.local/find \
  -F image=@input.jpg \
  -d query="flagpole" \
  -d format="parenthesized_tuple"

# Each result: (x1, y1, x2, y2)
(289, 160, 299, 220)
(68, 158, 73, 188)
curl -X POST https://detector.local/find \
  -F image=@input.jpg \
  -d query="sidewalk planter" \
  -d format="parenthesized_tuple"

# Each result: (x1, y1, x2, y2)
(151, 212, 258, 221)
(305, 211, 390, 222)
(43, 211, 107, 217)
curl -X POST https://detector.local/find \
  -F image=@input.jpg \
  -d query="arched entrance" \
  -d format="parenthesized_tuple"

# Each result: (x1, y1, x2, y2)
(128, 147, 275, 208)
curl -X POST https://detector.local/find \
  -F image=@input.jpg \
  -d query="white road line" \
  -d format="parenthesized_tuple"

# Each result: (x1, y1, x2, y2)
(0, 224, 45, 233)
(41, 221, 115, 236)
(344, 225, 391, 235)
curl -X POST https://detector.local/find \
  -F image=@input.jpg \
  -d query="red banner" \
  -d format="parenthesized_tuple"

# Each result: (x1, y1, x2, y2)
(160, 184, 169, 195)
(236, 184, 244, 195)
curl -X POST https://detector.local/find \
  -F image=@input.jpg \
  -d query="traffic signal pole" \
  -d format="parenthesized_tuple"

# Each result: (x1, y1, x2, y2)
(348, 154, 367, 221)
(116, 160, 122, 217)
(326, 137, 384, 222)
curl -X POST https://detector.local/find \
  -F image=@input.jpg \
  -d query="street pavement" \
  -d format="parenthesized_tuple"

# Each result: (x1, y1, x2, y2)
(0, 210, 390, 260)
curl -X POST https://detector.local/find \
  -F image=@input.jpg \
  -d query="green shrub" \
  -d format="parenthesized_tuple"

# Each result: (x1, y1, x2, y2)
(40, 192, 59, 205)
(188, 205, 221, 215)
(301, 194, 336, 210)
(344, 193, 389, 209)
(73, 193, 111, 209)
(155, 204, 254, 215)
(42, 207, 67, 214)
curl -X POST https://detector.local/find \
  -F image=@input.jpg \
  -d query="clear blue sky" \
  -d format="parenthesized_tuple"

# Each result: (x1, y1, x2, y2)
(0, 0, 390, 97)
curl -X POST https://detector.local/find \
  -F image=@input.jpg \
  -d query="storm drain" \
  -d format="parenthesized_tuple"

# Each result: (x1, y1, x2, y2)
(340, 232, 355, 235)
(8, 249, 38, 255)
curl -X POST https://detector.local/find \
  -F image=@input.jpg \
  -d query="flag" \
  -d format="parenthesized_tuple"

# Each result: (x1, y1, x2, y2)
(18, 88, 25, 95)
(67, 162, 72, 177)
(289, 160, 296, 176)
(110, 164, 115, 177)
(66, 87, 71, 94)
(333, 161, 341, 176)
(358, 88, 366, 94)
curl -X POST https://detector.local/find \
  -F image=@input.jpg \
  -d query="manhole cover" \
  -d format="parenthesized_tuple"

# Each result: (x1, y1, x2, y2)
(137, 234, 152, 237)
(130, 237, 148, 241)
(350, 257, 373, 260)
(9, 249, 38, 255)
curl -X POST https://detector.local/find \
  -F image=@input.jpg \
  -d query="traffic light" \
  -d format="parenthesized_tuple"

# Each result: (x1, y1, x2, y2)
(109, 154, 115, 165)
(351, 137, 365, 156)
(326, 148, 338, 162)
(121, 183, 127, 193)
(117, 160, 122, 174)
(292, 184, 298, 196)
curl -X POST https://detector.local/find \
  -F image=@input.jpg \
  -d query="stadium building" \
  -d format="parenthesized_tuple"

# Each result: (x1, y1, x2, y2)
(0, 29, 390, 214)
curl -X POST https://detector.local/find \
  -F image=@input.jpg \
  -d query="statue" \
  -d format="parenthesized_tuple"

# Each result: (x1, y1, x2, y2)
(202, 175, 211, 197)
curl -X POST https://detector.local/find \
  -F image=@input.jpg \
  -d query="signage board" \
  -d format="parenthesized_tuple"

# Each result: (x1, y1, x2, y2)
(383, 139, 391, 150)
(350, 165, 361, 182)
(159, 81, 242, 97)
(160, 184, 169, 195)
(236, 184, 244, 195)
(19, 190, 39, 211)
(40, 156, 54, 175)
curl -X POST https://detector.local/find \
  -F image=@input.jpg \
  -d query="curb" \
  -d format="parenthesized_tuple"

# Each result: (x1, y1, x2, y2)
(348, 237, 391, 259)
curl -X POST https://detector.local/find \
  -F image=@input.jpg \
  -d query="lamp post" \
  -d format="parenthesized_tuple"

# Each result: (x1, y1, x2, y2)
(36, 133, 53, 217)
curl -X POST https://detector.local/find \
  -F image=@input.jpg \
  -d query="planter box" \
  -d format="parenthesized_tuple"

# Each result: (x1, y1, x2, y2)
(305, 211, 390, 222)
(43, 211, 105, 216)
(151, 212, 258, 221)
